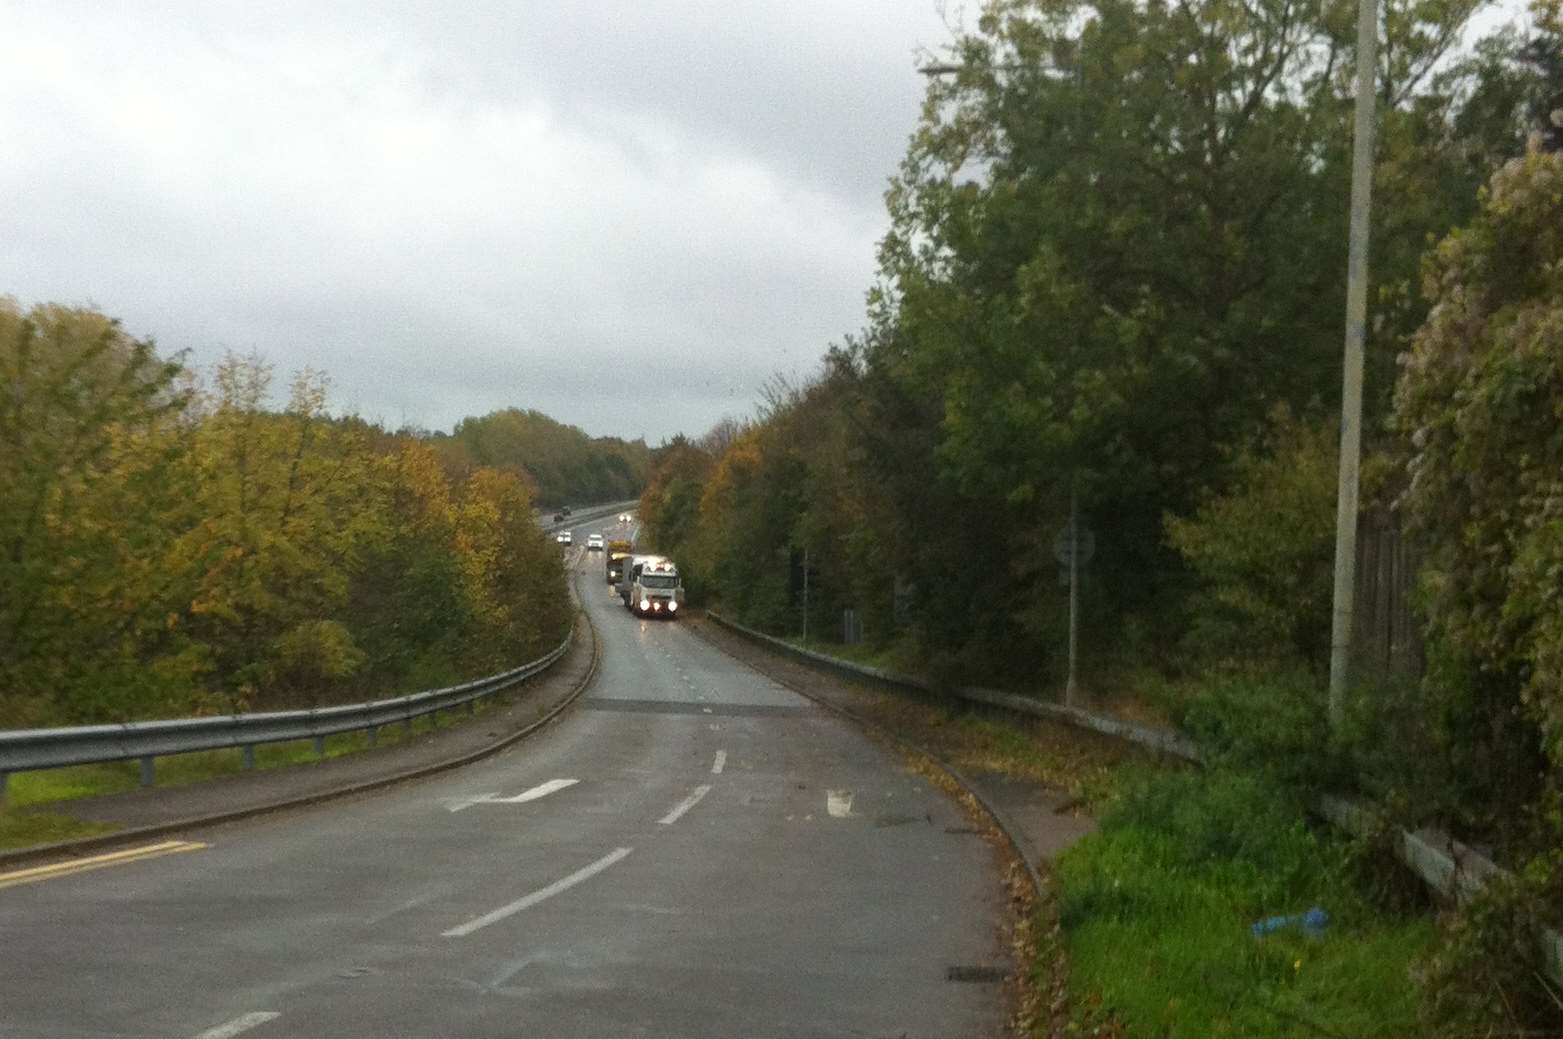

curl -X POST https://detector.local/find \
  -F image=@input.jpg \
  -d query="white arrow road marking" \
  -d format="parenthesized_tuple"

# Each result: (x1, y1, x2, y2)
(711, 750, 726, 774)
(192, 1012, 280, 1039)
(442, 847, 633, 938)
(447, 778, 578, 813)
(659, 784, 712, 826)
(446, 792, 500, 813)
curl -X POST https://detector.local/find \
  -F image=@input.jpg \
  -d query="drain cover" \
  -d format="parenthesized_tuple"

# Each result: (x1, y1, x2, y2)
(946, 965, 1007, 983)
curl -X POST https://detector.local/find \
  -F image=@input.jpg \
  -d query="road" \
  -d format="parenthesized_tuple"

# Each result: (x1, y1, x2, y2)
(1, 518, 1013, 1038)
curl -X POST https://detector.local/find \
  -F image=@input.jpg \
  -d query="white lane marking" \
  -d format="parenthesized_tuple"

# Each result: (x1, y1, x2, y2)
(446, 792, 499, 813)
(711, 750, 726, 774)
(447, 778, 579, 813)
(488, 956, 535, 989)
(192, 1012, 280, 1039)
(827, 790, 854, 818)
(658, 784, 712, 826)
(442, 847, 633, 938)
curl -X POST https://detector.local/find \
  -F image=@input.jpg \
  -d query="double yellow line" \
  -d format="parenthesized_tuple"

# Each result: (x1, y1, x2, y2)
(0, 840, 207, 891)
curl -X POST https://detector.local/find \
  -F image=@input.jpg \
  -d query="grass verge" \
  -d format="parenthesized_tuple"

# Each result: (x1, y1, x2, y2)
(785, 634, 908, 672)
(1058, 768, 1434, 1037)
(0, 809, 120, 852)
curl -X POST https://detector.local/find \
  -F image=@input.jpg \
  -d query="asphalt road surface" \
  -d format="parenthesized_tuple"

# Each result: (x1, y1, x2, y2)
(2, 521, 1013, 1038)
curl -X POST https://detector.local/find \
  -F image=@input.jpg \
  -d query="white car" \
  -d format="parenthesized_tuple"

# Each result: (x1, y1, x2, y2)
(586, 534, 604, 551)
(556, 530, 573, 545)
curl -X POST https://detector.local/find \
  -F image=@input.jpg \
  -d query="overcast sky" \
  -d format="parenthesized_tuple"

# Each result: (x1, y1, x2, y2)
(1, 1, 958, 443)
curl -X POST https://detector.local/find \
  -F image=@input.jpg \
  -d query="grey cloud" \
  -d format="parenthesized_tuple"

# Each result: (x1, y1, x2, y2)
(1, 0, 956, 443)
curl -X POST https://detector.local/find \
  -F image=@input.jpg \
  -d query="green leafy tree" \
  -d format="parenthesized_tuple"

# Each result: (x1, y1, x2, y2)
(852, 0, 1537, 679)
(1394, 147, 1563, 809)
(445, 407, 650, 505)
(638, 436, 715, 565)
(0, 300, 193, 722)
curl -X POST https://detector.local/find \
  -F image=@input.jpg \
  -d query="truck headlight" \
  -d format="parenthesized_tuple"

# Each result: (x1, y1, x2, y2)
(667, 600, 677, 611)
(640, 598, 650, 610)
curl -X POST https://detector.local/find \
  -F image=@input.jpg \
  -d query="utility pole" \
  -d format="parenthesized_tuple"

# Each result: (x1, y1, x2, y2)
(1328, 0, 1380, 725)
(1066, 486, 1080, 706)
(802, 545, 810, 644)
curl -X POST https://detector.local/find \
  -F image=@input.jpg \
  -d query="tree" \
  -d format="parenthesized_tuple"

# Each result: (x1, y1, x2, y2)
(0, 300, 194, 722)
(864, 0, 1524, 669)
(445, 408, 650, 505)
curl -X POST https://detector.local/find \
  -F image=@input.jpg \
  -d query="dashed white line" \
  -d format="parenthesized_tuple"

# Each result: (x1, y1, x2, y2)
(659, 784, 712, 825)
(443, 847, 634, 938)
(711, 750, 726, 774)
(192, 1012, 280, 1039)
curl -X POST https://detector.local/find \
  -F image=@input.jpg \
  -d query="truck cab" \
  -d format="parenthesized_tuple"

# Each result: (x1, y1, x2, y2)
(622, 555, 684, 618)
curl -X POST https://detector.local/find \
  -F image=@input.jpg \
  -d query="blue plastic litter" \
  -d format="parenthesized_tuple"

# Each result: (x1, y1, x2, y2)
(1250, 906, 1329, 937)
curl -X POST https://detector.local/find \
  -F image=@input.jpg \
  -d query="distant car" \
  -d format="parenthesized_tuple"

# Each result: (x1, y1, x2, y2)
(586, 534, 604, 551)
(556, 531, 573, 545)
(561, 506, 572, 517)
(553, 512, 565, 522)
(618, 512, 633, 522)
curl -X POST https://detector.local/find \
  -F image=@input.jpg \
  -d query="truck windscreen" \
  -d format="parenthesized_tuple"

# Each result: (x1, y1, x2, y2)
(641, 574, 678, 589)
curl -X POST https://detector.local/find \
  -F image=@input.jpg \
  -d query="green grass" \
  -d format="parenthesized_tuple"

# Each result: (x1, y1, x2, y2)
(5, 696, 509, 811)
(0, 809, 121, 852)
(1057, 769, 1435, 1037)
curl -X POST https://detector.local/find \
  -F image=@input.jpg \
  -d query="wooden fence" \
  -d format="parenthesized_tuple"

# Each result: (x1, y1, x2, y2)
(1352, 508, 1424, 681)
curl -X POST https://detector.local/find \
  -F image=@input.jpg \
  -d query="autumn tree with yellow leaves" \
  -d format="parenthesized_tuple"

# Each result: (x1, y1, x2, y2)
(0, 300, 573, 725)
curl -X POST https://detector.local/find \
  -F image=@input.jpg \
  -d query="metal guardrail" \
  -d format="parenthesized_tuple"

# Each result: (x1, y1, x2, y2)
(706, 610, 1563, 988)
(707, 612, 1202, 763)
(0, 636, 571, 797)
(0, 498, 640, 801)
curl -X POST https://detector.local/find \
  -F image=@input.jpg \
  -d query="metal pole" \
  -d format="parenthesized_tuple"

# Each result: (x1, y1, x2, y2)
(1066, 486, 1080, 706)
(1328, 0, 1380, 724)
(802, 546, 810, 644)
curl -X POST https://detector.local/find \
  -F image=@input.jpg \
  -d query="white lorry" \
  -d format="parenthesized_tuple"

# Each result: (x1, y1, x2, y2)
(619, 555, 684, 618)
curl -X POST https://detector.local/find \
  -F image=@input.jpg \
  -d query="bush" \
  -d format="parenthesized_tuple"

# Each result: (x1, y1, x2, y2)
(1416, 848, 1563, 1035)
(1174, 668, 1342, 792)
(1165, 406, 1342, 669)
(270, 620, 366, 704)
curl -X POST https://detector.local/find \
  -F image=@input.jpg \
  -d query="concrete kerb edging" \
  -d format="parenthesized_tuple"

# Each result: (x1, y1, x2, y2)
(0, 577, 603, 870)
(689, 614, 1046, 900)
(705, 610, 1563, 988)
